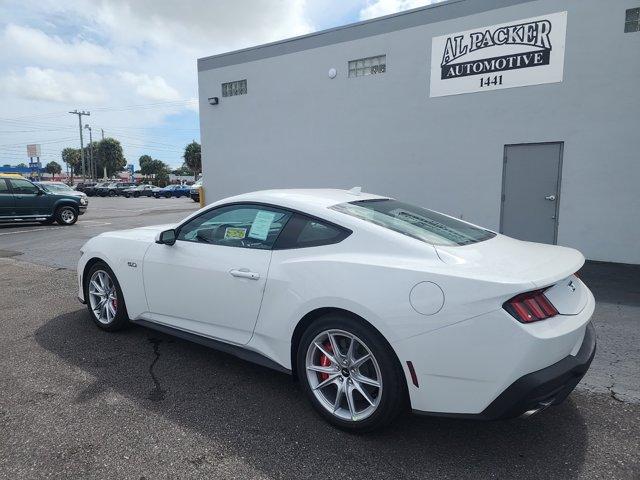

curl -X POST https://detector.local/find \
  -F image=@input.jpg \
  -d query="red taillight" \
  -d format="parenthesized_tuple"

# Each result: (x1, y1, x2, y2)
(504, 289, 559, 323)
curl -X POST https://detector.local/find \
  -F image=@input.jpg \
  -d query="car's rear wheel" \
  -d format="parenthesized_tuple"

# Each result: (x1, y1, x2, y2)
(297, 314, 407, 432)
(55, 206, 78, 225)
(85, 262, 128, 331)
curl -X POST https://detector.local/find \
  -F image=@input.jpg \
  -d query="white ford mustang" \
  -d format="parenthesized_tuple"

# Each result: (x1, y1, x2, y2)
(77, 188, 596, 431)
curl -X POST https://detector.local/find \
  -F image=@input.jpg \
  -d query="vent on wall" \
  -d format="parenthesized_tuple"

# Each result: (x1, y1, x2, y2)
(222, 79, 247, 97)
(348, 55, 386, 78)
(626, 8, 640, 32)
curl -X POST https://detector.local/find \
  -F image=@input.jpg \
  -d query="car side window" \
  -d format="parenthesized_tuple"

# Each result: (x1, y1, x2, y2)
(177, 204, 292, 250)
(274, 214, 351, 249)
(0, 179, 10, 193)
(8, 179, 39, 195)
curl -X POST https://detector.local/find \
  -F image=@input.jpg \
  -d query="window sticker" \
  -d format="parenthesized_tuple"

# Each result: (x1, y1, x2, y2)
(248, 211, 276, 241)
(224, 227, 247, 240)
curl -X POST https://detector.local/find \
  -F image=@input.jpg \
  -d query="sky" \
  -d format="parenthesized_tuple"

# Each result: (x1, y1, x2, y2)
(0, 0, 438, 170)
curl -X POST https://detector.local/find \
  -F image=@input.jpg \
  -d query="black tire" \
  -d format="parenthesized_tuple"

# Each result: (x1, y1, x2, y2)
(123, 193, 130, 198)
(55, 205, 78, 225)
(133, 193, 139, 198)
(108, 190, 115, 197)
(297, 313, 407, 432)
(84, 261, 129, 331)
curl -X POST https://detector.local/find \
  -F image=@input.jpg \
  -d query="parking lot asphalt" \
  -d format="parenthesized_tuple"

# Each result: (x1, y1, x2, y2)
(0, 196, 200, 269)
(0, 198, 639, 479)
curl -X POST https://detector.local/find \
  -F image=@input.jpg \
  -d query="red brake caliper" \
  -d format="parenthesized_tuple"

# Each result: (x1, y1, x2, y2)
(318, 341, 333, 381)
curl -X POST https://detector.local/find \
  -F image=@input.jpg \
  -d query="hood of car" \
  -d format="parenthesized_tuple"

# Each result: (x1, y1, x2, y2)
(58, 190, 86, 198)
(98, 223, 177, 242)
(46, 191, 83, 202)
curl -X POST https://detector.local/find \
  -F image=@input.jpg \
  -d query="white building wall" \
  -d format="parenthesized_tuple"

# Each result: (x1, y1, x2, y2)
(198, 0, 640, 264)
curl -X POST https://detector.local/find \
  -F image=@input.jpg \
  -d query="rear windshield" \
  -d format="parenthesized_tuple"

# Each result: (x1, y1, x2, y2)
(330, 199, 495, 246)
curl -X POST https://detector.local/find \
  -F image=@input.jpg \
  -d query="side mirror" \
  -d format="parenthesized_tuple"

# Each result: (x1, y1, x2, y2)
(156, 229, 177, 246)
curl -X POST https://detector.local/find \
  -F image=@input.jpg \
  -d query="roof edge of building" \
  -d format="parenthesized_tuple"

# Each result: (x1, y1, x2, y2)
(197, 0, 535, 72)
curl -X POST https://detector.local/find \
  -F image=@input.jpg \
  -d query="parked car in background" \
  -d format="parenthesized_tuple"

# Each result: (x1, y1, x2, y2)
(123, 184, 162, 198)
(83, 182, 108, 196)
(77, 188, 595, 431)
(1, 174, 87, 225)
(190, 178, 203, 203)
(96, 182, 137, 197)
(37, 181, 89, 203)
(75, 182, 96, 195)
(154, 184, 190, 198)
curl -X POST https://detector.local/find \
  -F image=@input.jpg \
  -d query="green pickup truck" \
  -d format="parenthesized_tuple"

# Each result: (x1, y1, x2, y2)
(0, 175, 87, 225)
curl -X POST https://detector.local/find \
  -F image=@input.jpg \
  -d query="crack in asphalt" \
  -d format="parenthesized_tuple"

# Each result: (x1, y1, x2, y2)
(147, 337, 166, 402)
(606, 356, 626, 403)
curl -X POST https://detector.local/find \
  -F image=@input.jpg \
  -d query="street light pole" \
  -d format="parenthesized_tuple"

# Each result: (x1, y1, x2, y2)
(69, 110, 90, 180)
(84, 124, 94, 180)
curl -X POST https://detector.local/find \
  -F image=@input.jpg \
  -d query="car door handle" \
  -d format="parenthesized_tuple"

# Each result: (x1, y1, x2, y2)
(229, 269, 260, 280)
(545, 195, 556, 201)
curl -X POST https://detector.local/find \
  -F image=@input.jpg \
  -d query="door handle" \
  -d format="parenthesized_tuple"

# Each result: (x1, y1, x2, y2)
(229, 268, 260, 280)
(545, 195, 556, 201)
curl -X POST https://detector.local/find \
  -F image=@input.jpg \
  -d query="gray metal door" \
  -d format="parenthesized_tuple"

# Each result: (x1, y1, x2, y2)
(501, 143, 563, 244)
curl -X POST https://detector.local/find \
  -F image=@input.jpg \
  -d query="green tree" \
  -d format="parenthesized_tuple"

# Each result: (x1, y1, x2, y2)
(138, 154, 153, 172)
(16, 162, 28, 168)
(61, 148, 82, 176)
(45, 161, 62, 176)
(183, 141, 201, 177)
(172, 164, 194, 176)
(96, 138, 126, 177)
(155, 168, 170, 187)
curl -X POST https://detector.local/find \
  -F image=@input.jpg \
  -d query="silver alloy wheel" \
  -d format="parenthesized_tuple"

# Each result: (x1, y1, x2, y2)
(88, 270, 118, 324)
(305, 329, 383, 422)
(60, 208, 75, 224)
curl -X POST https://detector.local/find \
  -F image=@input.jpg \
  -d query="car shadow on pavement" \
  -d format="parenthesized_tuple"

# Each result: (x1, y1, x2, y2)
(35, 310, 589, 479)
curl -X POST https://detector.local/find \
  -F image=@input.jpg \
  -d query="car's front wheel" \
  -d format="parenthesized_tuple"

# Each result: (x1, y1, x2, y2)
(297, 314, 407, 432)
(55, 206, 78, 225)
(84, 262, 129, 331)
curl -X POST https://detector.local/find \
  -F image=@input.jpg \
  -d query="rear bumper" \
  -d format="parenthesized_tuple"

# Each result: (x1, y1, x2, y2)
(414, 321, 596, 419)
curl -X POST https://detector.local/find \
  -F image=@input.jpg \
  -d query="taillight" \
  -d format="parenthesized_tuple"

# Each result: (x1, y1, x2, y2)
(503, 289, 558, 323)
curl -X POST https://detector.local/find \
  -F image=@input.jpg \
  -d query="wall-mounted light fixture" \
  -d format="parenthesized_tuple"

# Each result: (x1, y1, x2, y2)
(208, 97, 219, 105)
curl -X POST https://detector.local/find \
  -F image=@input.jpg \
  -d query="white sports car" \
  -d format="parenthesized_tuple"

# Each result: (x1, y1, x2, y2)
(77, 188, 595, 431)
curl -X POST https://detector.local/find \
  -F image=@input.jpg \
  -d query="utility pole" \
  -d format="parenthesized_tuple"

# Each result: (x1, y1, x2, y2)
(69, 110, 90, 180)
(101, 128, 104, 140)
(84, 124, 94, 180)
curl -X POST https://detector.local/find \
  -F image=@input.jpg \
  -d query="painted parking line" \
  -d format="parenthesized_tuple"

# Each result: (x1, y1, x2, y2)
(0, 222, 112, 236)
(0, 227, 54, 236)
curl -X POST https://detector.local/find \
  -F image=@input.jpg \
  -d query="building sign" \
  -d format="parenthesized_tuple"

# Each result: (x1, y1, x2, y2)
(26, 144, 41, 158)
(429, 11, 567, 97)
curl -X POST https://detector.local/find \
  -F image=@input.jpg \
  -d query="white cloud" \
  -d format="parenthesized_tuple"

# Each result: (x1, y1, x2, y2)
(0, 66, 106, 103)
(359, 0, 437, 20)
(2, 24, 114, 66)
(119, 72, 181, 101)
(0, 0, 444, 167)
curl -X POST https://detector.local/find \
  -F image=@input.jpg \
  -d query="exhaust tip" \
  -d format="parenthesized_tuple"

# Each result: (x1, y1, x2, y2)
(520, 400, 553, 419)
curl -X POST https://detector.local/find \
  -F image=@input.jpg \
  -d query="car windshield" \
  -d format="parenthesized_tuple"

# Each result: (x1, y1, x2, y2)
(42, 183, 73, 193)
(330, 199, 496, 247)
